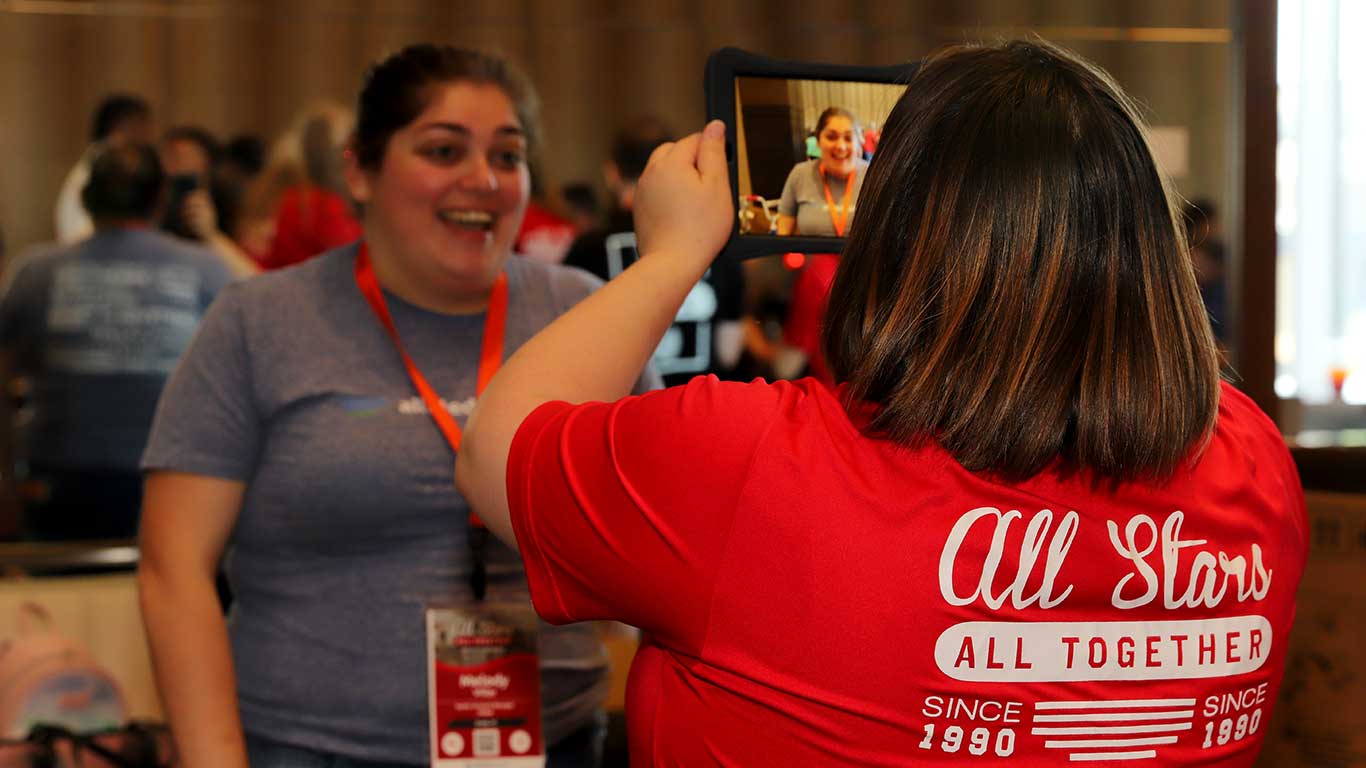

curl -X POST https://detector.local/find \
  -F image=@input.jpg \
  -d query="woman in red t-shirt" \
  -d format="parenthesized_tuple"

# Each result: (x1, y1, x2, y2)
(458, 41, 1306, 767)
(242, 103, 363, 270)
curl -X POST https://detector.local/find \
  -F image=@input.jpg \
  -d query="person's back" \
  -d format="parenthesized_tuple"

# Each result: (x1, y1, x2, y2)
(5, 230, 229, 462)
(537, 376, 1301, 765)
(2, 144, 231, 539)
(461, 39, 1309, 767)
(259, 184, 361, 269)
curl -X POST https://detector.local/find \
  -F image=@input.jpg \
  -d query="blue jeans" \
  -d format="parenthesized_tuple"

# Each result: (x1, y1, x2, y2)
(245, 716, 605, 768)
(245, 735, 420, 768)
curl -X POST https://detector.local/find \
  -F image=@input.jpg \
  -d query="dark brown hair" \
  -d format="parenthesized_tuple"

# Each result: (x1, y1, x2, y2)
(82, 142, 164, 221)
(611, 116, 673, 181)
(91, 93, 150, 142)
(823, 39, 1220, 482)
(354, 44, 541, 171)
(815, 106, 856, 135)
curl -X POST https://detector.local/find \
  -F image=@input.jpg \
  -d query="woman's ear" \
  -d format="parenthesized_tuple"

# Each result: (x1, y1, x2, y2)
(342, 142, 373, 205)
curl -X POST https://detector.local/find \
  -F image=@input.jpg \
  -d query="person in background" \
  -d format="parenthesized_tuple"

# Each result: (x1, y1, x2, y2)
(565, 117, 745, 386)
(1185, 197, 1228, 342)
(776, 107, 870, 383)
(862, 121, 880, 159)
(155, 125, 259, 279)
(564, 117, 671, 281)
(54, 94, 153, 244)
(211, 134, 267, 249)
(246, 103, 362, 270)
(0, 220, 12, 540)
(456, 40, 1306, 766)
(560, 181, 600, 233)
(1, 143, 233, 540)
(0, 222, 13, 540)
(515, 176, 578, 264)
(138, 44, 658, 768)
(160, 126, 219, 180)
(159, 125, 220, 241)
(222, 135, 267, 179)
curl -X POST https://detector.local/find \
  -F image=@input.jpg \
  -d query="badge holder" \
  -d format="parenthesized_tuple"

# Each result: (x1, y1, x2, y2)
(427, 602, 545, 767)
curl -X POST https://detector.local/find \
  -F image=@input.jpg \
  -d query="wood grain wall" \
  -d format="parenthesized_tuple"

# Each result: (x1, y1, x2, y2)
(0, 0, 1231, 258)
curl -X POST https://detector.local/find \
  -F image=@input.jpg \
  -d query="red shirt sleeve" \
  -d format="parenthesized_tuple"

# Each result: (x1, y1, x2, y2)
(506, 376, 787, 652)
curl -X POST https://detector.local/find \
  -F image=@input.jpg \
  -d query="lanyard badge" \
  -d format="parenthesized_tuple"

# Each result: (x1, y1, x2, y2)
(427, 604, 545, 766)
(355, 242, 507, 599)
(357, 245, 543, 764)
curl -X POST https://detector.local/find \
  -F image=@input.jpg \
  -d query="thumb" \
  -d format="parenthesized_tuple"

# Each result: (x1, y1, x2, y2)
(698, 120, 728, 185)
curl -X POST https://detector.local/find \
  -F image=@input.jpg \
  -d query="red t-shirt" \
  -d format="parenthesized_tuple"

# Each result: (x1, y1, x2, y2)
(508, 378, 1306, 767)
(515, 200, 577, 265)
(256, 185, 362, 270)
(782, 253, 840, 384)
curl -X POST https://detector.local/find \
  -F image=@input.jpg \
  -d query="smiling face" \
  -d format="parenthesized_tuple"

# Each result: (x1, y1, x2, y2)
(348, 81, 530, 309)
(817, 115, 857, 177)
(161, 138, 212, 178)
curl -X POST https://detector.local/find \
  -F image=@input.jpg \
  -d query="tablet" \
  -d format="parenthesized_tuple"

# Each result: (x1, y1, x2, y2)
(705, 47, 918, 260)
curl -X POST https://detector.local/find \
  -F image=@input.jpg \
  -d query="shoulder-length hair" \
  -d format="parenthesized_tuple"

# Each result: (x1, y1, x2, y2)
(823, 39, 1220, 483)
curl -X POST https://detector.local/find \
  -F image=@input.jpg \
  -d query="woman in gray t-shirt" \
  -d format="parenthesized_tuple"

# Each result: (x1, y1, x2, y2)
(777, 107, 869, 237)
(138, 45, 656, 768)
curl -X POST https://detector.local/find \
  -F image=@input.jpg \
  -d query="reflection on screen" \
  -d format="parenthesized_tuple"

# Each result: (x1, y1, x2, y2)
(734, 76, 904, 237)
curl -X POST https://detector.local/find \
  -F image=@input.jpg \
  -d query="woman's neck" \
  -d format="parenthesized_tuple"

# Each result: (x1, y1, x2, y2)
(363, 236, 496, 316)
(821, 160, 854, 179)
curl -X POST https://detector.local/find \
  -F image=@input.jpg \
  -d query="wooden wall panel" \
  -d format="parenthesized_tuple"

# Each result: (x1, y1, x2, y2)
(521, 0, 612, 192)
(0, 0, 1238, 264)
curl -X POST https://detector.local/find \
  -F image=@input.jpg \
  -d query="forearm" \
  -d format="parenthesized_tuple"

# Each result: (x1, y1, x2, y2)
(139, 567, 248, 768)
(458, 253, 706, 546)
(207, 233, 262, 279)
(458, 121, 732, 549)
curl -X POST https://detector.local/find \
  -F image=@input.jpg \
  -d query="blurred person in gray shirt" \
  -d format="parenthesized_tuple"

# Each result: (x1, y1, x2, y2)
(1, 142, 232, 540)
(54, 94, 154, 244)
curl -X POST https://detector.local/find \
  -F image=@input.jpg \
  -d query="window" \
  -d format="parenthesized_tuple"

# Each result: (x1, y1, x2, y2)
(1276, 0, 1366, 440)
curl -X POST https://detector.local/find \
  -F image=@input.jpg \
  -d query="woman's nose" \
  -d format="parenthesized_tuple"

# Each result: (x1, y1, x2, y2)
(457, 155, 499, 192)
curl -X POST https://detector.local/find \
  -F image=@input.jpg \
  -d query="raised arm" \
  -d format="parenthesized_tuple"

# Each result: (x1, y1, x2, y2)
(183, 189, 262, 279)
(456, 121, 733, 548)
(138, 471, 248, 768)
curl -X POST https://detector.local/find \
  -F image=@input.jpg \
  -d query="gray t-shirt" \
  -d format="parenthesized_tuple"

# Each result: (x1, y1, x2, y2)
(778, 158, 870, 237)
(141, 245, 661, 764)
(0, 228, 232, 470)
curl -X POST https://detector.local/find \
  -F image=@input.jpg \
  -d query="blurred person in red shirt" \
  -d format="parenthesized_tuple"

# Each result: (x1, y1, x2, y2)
(243, 102, 362, 270)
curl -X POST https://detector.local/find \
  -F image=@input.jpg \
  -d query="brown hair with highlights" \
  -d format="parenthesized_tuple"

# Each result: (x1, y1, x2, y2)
(823, 39, 1220, 482)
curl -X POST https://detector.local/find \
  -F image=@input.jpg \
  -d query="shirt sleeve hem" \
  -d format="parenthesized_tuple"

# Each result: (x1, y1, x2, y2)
(139, 454, 255, 483)
(507, 400, 579, 624)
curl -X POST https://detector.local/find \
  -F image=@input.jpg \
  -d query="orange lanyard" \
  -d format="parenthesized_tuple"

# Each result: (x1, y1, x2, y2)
(354, 242, 507, 527)
(820, 166, 857, 237)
